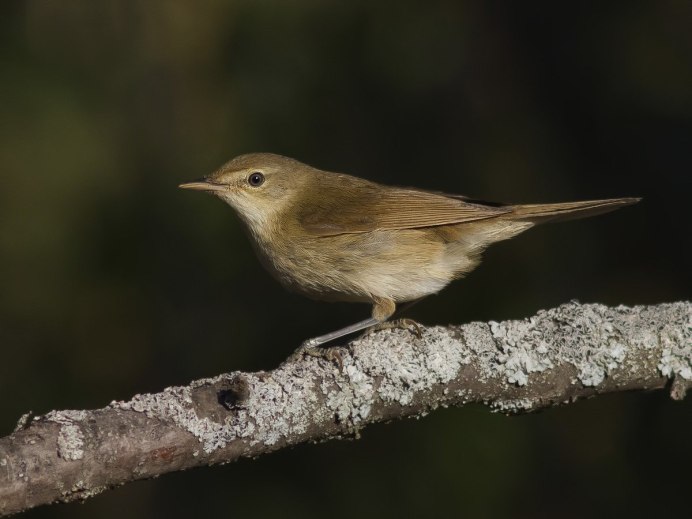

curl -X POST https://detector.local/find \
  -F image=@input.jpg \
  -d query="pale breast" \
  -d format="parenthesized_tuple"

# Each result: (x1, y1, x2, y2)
(254, 227, 458, 303)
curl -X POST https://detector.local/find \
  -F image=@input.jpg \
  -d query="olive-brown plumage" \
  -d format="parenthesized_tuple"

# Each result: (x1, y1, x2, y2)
(181, 153, 639, 348)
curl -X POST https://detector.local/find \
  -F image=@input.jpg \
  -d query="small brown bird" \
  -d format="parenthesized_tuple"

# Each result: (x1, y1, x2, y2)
(180, 153, 639, 353)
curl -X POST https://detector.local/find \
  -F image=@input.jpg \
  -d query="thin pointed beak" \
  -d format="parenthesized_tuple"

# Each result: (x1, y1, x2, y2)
(178, 178, 227, 193)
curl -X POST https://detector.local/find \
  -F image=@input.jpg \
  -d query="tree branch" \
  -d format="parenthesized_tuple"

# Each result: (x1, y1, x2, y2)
(1, 301, 690, 516)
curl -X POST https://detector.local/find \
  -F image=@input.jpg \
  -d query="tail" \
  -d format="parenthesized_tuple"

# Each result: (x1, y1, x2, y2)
(443, 197, 639, 279)
(505, 197, 641, 224)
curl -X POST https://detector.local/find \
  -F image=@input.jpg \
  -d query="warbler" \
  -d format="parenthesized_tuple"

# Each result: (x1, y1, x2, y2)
(181, 153, 639, 354)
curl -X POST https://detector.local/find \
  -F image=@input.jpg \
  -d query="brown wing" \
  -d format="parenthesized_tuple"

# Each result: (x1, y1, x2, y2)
(298, 176, 510, 237)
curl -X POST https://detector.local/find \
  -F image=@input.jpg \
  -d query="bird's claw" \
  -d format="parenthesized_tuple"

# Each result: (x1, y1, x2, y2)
(365, 318, 424, 339)
(286, 341, 344, 371)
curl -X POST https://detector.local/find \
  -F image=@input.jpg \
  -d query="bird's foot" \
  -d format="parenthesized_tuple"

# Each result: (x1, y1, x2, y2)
(286, 340, 345, 370)
(364, 318, 424, 339)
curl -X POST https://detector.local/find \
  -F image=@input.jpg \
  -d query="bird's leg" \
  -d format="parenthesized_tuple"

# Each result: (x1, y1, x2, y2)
(289, 297, 397, 366)
(299, 317, 381, 349)
(287, 317, 379, 369)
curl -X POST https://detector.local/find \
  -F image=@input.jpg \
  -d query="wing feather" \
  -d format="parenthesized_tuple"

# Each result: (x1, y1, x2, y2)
(298, 178, 510, 236)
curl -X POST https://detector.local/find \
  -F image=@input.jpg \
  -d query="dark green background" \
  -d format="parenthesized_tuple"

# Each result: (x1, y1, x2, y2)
(1, 1, 690, 517)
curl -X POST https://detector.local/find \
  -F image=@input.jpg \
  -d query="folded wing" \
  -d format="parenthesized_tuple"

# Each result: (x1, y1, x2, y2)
(298, 180, 510, 236)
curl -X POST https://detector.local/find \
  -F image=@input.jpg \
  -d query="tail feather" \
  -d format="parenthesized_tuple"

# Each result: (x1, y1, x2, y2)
(443, 197, 639, 279)
(505, 197, 641, 224)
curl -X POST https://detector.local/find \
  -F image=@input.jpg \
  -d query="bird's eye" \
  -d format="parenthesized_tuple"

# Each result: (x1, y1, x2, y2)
(248, 172, 265, 187)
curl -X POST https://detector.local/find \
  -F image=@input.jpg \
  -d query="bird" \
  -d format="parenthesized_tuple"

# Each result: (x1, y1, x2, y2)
(180, 152, 639, 356)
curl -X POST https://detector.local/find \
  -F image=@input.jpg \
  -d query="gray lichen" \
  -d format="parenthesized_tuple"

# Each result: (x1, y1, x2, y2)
(225, 367, 321, 446)
(658, 312, 692, 380)
(110, 301, 690, 455)
(356, 326, 473, 405)
(115, 370, 325, 452)
(45, 410, 88, 461)
(2, 302, 689, 517)
(115, 375, 240, 453)
(478, 302, 690, 387)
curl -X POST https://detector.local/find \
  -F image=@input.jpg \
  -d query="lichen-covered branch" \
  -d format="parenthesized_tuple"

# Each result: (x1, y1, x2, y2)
(1, 301, 690, 516)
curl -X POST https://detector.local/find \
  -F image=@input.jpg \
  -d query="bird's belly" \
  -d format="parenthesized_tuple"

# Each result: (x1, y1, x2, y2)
(256, 229, 456, 303)
(349, 266, 450, 302)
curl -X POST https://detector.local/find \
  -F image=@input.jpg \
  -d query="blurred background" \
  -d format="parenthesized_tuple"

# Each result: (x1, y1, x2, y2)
(1, 0, 690, 517)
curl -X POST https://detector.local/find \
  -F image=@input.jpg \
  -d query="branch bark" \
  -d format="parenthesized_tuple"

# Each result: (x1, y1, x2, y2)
(1, 301, 690, 516)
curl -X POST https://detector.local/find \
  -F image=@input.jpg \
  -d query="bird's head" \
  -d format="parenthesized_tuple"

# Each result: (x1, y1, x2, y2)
(179, 153, 315, 230)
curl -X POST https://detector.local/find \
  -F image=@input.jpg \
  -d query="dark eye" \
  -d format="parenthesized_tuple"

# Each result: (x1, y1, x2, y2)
(248, 172, 265, 187)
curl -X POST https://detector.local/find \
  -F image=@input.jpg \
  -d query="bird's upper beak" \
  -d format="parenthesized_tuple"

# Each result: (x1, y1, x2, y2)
(178, 178, 227, 193)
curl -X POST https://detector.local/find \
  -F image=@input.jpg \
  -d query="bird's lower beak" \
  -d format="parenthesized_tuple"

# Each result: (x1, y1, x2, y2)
(178, 179, 227, 193)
